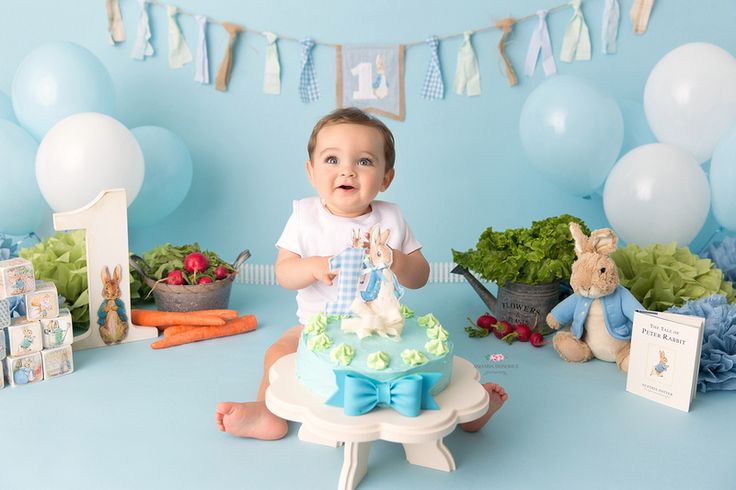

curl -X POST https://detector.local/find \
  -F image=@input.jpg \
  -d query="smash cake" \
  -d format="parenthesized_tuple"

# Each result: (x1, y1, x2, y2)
(294, 224, 454, 415)
(295, 307, 454, 401)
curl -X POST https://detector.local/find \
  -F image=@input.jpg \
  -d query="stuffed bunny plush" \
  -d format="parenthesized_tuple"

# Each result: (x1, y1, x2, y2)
(98, 264, 129, 345)
(546, 223, 644, 372)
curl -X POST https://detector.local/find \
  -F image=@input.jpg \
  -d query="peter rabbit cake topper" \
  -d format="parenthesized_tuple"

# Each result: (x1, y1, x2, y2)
(327, 223, 405, 340)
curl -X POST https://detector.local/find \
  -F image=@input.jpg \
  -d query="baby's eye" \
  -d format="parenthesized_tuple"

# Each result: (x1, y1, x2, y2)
(358, 158, 373, 166)
(325, 156, 338, 165)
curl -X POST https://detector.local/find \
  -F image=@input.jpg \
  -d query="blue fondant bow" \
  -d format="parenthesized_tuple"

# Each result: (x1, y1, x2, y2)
(326, 371, 441, 417)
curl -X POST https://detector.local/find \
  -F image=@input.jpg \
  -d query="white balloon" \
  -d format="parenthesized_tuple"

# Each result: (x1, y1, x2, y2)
(35, 113, 144, 212)
(603, 144, 710, 246)
(644, 43, 736, 163)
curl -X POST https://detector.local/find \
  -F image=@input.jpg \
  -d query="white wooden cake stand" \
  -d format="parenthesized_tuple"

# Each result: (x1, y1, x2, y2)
(265, 354, 489, 490)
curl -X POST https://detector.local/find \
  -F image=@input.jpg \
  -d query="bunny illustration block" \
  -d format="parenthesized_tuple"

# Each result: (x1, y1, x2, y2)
(5, 351, 43, 387)
(42, 345, 74, 379)
(25, 280, 59, 321)
(6, 319, 43, 356)
(41, 309, 73, 349)
(0, 258, 35, 299)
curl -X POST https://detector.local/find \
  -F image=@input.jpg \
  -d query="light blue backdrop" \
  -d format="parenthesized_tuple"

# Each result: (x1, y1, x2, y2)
(1, 0, 732, 266)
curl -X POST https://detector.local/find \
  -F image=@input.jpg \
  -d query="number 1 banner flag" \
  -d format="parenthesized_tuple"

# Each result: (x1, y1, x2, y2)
(336, 45, 405, 121)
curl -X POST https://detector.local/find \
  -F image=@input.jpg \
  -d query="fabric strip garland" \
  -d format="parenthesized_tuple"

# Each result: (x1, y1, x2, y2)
(524, 10, 556, 77)
(601, 0, 620, 54)
(560, 0, 591, 62)
(215, 22, 242, 92)
(263, 32, 281, 95)
(167, 5, 193, 69)
(453, 31, 481, 96)
(194, 15, 209, 84)
(106, 0, 125, 44)
(299, 38, 320, 103)
(131, 0, 154, 60)
(421, 35, 444, 100)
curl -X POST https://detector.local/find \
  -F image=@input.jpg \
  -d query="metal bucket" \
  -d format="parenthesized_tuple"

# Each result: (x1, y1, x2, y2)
(129, 250, 250, 312)
(496, 281, 561, 331)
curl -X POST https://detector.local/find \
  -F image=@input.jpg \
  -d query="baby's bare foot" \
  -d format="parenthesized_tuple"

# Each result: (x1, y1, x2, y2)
(461, 383, 508, 433)
(215, 401, 288, 440)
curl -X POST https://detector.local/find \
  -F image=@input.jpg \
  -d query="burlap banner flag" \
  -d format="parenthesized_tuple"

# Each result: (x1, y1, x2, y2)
(336, 45, 405, 121)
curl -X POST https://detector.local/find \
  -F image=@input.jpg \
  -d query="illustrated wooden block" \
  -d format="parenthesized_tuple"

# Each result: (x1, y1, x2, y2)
(0, 258, 35, 299)
(0, 298, 9, 327)
(0, 360, 4, 389)
(42, 345, 74, 380)
(5, 351, 43, 387)
(0, 330, 6, 361)
(25, 280, 59, 321)
(6, 319, 42, 356)
(40, 309, 73, 349)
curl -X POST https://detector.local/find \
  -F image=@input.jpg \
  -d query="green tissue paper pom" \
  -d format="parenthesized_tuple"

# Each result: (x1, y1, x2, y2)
(611, 242, 736, 311)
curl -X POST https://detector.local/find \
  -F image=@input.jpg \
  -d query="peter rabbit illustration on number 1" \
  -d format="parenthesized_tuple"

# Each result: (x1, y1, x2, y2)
(52, 189, 158, 350)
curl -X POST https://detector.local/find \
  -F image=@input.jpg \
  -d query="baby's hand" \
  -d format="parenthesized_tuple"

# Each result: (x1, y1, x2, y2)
(313, 257, 337, 286)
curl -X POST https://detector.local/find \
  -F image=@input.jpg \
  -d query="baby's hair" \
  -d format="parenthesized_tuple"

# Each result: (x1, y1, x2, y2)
(307, 107, 396, 172)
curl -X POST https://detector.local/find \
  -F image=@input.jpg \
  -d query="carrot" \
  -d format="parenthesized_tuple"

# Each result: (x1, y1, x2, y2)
(132, 309, 226, 327)
(164, 325, 199, 337)
(190, 309, 238, 320)
(151, 315, 257, 349)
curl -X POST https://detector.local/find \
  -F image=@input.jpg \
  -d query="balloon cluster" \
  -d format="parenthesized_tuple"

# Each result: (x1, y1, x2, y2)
(520, 43, 736, 246)
(0, 42, 193, 234)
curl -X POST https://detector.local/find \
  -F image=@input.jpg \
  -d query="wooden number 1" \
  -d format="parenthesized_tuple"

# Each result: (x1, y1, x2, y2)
(52, 189, 157, 350)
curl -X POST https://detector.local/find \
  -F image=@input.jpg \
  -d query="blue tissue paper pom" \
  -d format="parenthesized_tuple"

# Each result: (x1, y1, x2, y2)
(0, 233, 19, 260)
(668, 295, 736, 392)
(701, 236, 736, 283)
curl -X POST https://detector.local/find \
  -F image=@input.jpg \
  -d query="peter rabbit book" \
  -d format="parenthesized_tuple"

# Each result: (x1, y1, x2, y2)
(626, 310, 704, 412)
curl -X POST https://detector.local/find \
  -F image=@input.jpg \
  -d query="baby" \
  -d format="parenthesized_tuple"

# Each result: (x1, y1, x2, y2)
(215, 107, 507, 439)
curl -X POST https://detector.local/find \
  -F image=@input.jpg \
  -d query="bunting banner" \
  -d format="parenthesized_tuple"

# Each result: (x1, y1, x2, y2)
(336, 45, 405, 121)
(106, 0, 655, 119)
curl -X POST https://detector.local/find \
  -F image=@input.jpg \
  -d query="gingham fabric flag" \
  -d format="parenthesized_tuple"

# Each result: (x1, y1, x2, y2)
(131, 0, 154, 60)
(263, 32, 281, 95)
(601, 0, 620, 54)
(524, 10, 556, 77)
(299, 38, 320, 103)
(326, 247, 367, 316)
(453, 31, 480, 96)
(421, 35, 444, 100)
(560, 0, 591, 63)
(167, 5, 193, 69)
(106, 0, 125, 44)
(194, 15, 209, 83)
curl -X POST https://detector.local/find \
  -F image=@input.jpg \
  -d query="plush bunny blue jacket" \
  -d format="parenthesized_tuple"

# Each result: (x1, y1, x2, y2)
(549, 285, 644, 340)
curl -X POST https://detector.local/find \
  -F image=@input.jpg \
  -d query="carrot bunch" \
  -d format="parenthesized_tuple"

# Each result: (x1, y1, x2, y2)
(131, 309, 257, 349)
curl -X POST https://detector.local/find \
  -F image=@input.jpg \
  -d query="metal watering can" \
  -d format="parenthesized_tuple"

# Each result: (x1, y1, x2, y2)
(451, 265, 568, 332)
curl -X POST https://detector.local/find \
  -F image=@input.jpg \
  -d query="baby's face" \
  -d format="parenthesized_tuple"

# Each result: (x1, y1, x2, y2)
(307, 123, 394, 218)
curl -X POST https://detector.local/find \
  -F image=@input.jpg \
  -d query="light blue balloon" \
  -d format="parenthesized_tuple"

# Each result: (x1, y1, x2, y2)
(519, 75, 624, 196)
(618, 99, 656, 156)
(12, 42, 115, 140)
(710, 127, 736, 231)
(0, 120, 44, 234)
(128, 126, 193, 227)
(0, 90, 18, 124)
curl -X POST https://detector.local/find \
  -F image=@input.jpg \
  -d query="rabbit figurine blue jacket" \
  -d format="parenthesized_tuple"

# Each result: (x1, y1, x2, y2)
(549, 285, 644, 340)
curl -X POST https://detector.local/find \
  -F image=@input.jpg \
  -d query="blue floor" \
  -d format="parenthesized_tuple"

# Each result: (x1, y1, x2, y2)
(2, 283, 733, 489)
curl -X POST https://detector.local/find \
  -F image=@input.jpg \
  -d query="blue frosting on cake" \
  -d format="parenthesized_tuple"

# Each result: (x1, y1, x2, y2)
(295, 311, 454, 401)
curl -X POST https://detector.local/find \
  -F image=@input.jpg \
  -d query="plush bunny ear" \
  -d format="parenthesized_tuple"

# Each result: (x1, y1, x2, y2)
(569, 222, 591, 256)
(589, 228, 618, 255)
(101, 266, 111, 284)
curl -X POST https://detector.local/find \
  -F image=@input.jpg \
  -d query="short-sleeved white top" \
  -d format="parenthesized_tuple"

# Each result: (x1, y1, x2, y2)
(276, 197, 421, 324)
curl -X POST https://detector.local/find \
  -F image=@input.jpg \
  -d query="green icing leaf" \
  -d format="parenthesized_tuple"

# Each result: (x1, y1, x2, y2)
(611, 242, 736, 311)
(452, 214, 589, 285)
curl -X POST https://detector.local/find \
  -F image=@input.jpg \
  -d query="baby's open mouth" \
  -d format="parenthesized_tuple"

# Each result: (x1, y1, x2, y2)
(338, 185, 355, 190)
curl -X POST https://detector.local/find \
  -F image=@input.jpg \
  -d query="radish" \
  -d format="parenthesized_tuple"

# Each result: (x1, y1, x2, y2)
(476, 313, 496, 331)
(184, 252, 208, 274)
(530, 332, 545, 347)
(197, 276, 214, 284)
(494, 320, 514, 339)
(166, 269, 186, 285)
(214, 265, 230, 280)
(514, 323, 532, 342)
